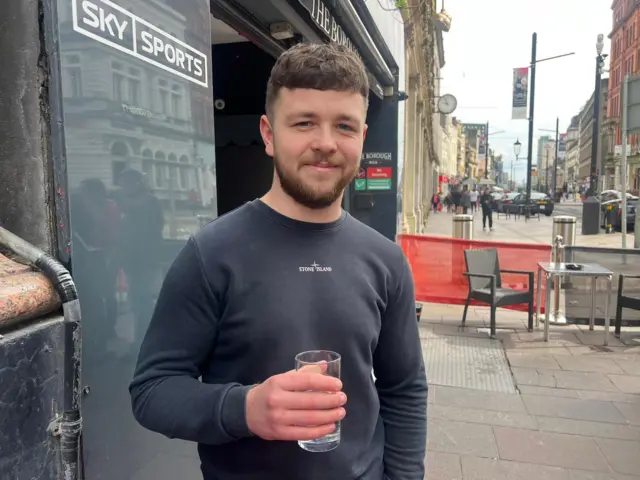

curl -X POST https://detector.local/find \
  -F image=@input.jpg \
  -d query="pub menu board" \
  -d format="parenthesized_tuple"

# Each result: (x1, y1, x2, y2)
(355, 152, 394, 193)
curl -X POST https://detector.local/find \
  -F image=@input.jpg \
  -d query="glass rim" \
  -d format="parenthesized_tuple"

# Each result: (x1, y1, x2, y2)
(295, 350, 341, 364)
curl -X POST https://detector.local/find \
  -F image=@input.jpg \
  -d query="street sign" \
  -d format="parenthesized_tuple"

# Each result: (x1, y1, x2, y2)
(367, 179, 392, 190)
(367, 167, 392, 179)
(354, 178, 367, 191)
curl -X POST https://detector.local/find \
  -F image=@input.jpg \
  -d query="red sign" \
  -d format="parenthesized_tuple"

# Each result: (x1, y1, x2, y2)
(367, 167, 392, 179)
(355, 167, 366, 179)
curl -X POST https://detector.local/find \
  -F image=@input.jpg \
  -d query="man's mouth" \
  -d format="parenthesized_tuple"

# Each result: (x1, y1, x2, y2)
(306, 162, 339, 171)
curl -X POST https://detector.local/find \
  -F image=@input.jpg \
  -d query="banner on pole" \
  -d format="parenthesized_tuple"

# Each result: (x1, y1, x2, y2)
(512, 67, 529, 120)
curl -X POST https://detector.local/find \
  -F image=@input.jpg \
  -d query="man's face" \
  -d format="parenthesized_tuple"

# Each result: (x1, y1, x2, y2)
(260, 88, 368, 209)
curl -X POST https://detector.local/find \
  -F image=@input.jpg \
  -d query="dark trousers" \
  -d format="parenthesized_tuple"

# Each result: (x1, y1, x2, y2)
(482, 208, 493, 229)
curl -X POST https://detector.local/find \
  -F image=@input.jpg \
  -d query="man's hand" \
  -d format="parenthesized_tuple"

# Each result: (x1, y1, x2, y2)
(245, 365, 346, 441)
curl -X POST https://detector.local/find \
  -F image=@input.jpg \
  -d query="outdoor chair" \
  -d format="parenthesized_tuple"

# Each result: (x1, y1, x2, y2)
(615, 273, 640, 337)
(462, 248, 534, 337)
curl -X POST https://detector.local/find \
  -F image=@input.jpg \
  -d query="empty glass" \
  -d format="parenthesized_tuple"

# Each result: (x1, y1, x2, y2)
(295, 350, 342, 452)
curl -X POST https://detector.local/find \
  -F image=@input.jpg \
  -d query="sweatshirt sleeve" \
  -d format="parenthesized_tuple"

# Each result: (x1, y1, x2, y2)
(129, 237, 253, 445)
(373, 249, 428, 479)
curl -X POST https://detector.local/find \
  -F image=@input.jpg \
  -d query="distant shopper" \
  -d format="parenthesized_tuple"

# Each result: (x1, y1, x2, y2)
(432, 192, 440, 212)
(461, 188, 471, 214)
(469, 189, 479, 212)
(480, 188, 494, 231)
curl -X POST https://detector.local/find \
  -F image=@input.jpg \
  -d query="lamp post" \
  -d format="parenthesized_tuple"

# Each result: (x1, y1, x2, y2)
(513, 138, 522, 190)
(581, 34, 608, 235)
(588, 34, 608, 195)
(524, 33, 575, 216)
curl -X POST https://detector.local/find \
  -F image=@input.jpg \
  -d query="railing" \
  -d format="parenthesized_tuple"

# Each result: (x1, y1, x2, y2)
(399, 233, 640, 324)
(398, 234, 552, 312)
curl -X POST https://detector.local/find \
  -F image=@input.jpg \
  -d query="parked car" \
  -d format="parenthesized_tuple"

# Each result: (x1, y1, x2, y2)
(494, 192, 519, 212)
(598, 190, 639, 231)
(504, 191, 554, 216)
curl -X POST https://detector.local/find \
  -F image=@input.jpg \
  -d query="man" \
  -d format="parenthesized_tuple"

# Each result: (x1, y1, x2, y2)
(461, 187, 471, 214)
(130, 43, 427, 480)
(480, 188, 494, 231)
(469, 188, 479, 213)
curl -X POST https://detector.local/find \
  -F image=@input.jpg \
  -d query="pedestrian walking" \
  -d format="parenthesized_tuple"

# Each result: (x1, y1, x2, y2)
(129, 43, 427, 480)
(469, 189, 479, 213)
(452, 187, 462, 213)
(432, 192, 440, 213)
(461, 187, 471, 214)
(480, 188, 494, 231)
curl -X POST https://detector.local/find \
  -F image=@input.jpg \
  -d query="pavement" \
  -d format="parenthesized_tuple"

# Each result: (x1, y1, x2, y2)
(423, 207, 636, 247)
(420, 302, 640, 480)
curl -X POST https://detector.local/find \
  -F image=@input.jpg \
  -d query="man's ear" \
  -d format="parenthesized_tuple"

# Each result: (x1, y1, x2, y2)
(362, 124, 368, 142)
(260, 115, 275, 158)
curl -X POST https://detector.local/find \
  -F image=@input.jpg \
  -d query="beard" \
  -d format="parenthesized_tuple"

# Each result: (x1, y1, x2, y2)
(273, 154, 358, 210)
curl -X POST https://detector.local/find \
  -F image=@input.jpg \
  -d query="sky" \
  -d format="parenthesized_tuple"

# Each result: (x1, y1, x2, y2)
(440, 0, 612, 181)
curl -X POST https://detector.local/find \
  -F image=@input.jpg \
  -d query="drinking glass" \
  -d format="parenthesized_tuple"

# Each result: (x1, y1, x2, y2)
(295, 350, 341, 452)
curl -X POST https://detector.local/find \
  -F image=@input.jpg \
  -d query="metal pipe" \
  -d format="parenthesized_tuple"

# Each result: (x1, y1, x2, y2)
(622, 74, 629, 248)
(525, 33, 537, 216)
(0, 225, 83, 480)
(553, 117, 559, 196)
(589, 55, 603, 194)
(552, 235, 564, 321)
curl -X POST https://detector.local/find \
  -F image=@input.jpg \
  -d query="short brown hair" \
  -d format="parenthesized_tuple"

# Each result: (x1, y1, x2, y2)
(265, 43, 369, 117)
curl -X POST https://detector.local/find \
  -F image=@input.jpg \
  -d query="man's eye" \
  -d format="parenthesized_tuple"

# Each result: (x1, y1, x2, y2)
(295, 122, 312, 127)
(338, 124, 355, 131)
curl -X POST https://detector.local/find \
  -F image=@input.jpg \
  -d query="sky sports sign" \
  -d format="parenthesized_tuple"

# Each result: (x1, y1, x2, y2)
(72, 0, 208, 88)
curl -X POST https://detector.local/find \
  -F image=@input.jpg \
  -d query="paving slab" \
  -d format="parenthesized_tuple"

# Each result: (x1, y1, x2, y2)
(430, 385, 526, 413)
(427, 418, 498, 458)
(536, 416, 640, 441)
(568, 470, 640, 480)
(493, 426, 610, 472)
(575, 390, 640, 403)
(594, 438, 640, 476)
(615, 402, 640, 426)
(555, 355, 626, 374)
(428, 404, 538, 430)
(615, 360, 640, 375)
(425, 451, 462, 480)
(521, 394, 628, 424)
(608, 374, 640, 394)
(517, 385, 580, 398)
(507, 352, 562, 370)
(460, 456, 570, 480)
(553, 370, 620, 392)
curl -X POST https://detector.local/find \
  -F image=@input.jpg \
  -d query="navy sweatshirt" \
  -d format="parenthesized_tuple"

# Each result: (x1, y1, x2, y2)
(129, 200, 427, 480)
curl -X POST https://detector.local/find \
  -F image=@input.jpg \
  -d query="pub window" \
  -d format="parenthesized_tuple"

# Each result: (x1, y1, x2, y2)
(171, 84, 184, 118)
(179, 155, 190, 190)
(154, 151, 166, 188)
(158, 79, 170, 115)
(62, 54, 83, 98)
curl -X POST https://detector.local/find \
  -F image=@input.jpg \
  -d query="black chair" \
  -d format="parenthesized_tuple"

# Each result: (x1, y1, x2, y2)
(615, 273, 640, 337)
(462, 248, 534, 337)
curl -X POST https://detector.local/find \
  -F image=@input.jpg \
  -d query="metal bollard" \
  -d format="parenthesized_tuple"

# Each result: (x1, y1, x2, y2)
(635, 206, 640, 249)
(453, 214, 474, 240)
(549, 235, 566, 324)
(452, 214, 473, 286)
(553, 216, 576, 288)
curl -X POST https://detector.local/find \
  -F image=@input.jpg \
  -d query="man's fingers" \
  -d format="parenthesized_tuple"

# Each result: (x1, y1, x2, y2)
(278, 371, 342, 392)
(278, 407, 345, 428)
(276, 424, 338, 442)
(289, 363, 328, 375)
(277, 390, 347, 410)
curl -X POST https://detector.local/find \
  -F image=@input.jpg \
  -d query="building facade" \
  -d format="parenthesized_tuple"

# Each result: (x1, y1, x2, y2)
(401, 0, 450, 233)
(564, 115, 581, 192)
(579, 78, 609, 189)
(606, 0, 640, 191)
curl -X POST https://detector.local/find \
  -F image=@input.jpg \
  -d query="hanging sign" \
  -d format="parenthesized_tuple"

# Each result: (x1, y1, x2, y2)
(512, 67, 529, 120)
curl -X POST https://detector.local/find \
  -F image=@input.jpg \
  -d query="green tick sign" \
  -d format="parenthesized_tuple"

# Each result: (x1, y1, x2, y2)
(354, 178, 367, 191)
(367, 179, 392, 190)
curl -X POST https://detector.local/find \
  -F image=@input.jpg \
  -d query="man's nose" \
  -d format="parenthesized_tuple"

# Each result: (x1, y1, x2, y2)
(310, 125, 338, 153)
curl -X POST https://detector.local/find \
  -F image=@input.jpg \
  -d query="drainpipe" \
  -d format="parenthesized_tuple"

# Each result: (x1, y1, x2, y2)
(0, 225, 82, 480)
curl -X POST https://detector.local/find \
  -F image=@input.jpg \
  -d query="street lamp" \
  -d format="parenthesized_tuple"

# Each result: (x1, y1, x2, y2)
(588, 34, 608, 195)
(513, 139, 522, 190)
